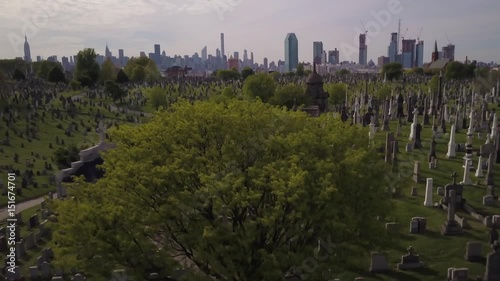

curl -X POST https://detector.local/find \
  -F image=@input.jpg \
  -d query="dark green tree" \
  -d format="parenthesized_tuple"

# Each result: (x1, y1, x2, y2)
(75, 48, 100, 87)
(12, 69, 25, 81)
(105, 80, 127, 102)
(296, 63, 305, 76)
(241, 67, 254, 80)
(445, 61, 466, 80)
(336, 69, 350, 76)
(381, 63, 403, 80)
(326, 83, 347, 105)
(269, 84, 310, 109)
(116, 69, 130, 84)
(54, 144, 81, 169)
(216, 69, 240, 80)
(47, 66, 66, 84)
(242, 72, 276, 102)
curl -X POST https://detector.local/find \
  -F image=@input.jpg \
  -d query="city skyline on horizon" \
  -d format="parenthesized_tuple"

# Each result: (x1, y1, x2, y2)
(2, 0, 499, 64)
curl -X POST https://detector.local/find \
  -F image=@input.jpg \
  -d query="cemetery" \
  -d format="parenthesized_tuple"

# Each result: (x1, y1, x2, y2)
(0, 63, 500, 280)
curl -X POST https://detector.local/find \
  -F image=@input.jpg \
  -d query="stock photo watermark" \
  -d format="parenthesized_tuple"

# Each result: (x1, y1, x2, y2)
(340, 0, 409, 62)
(7, 0, 243, 55)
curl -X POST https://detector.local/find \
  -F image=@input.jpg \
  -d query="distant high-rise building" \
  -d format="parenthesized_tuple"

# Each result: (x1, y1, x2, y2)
(105, 44, 112, 58)
(221, 33, 225, 60)
(328, 48, 339, 65)
(118, 49, 124, 66)
(216, 48, 221, 58)
(140, 51, 147, 58)
(263, 57, 268, 69)
(415, 40, 424, 68)
(313, 41, 323, 64)
(401, 39, 416, 69)
(378, 56, 389, 67)
(250, 52, 254, 65)
(36, 56, 41, 62)
(442, 44, 455, 61)
(47, 55, 57, 63)
(62, 56, 70, 71)
(284, 33, 299, 72)
(388, 32, 398, 63)
(154, 44, 161, 65)
(201, 46, 207, 61)
(228, 56, 239, 70)
(24, 35, 32, 62)
(243, 50, 248, 65)
(359, 34, 367, 65)
(233, 51, 239, 60)
(431, 41, 439, 62)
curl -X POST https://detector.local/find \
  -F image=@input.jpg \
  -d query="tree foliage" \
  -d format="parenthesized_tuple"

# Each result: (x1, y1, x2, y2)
(100, 58, 116, 83)
(116, 69, 129, 84)
(336, 69, 350, 76)
(241, 67, 254, 80)
(53, 144, 81, 169)
(326, 83, 347, 106)
(35, 61, 62, 80)
(124, 57, 160, 83)
(296, 63, 305, 76)
(12, 69, 25, 81)
(75, 48, 100, 87)
(243, 72, 276, 102)
(269, 84, 310, 109)
(375, 86, 392, 100)
(146, 86, 168, 110)
(50, 100, 391, 280)
(381, 63, 403, 81)
(47, 66, 66, 84)
(216, 69, 240, 80)
(104, 80, 127, 102)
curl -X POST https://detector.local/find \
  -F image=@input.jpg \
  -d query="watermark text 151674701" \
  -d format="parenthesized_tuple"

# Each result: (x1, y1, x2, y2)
(6, 173, 17, 274)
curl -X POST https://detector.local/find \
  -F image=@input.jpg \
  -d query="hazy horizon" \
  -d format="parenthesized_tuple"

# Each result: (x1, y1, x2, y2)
(1, 0, 499, 64)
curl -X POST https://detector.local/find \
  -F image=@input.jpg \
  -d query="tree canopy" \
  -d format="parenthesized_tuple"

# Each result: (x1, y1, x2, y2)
(241, 67, 254, 80)
(12, 69, 25, 81)
(124, 57, 161, 83)
(326, 83, 347, 106)
(445, 61, 476, 80)
(116, 69, 129, 84)
(216, 69, 240, 80)
(75, 48, 100, 87)
(104, 80, 127, 102)
(100, 58, 117, 83)
(35, 61, 62, 80)
(145, 86, 168, 110)
(242, 72, 276, 102)
(50, 99, 391, 281)
(47, 66, 66, 84)
(381, 63, 403, 81)
(269, 84, 310, 109)
(296, 63, 305, 76)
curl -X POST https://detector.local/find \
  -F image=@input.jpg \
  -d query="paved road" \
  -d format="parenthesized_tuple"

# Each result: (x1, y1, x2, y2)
(0, 193, 58, 221)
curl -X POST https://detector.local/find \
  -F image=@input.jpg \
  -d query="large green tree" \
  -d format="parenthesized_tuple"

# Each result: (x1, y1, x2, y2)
(242, 72, 276, 102)
(146, 86, 168, 110)
(50, 100, 391, 280)
(47, 66, 66, 84)
(12, 69, 25, 81)
(269, 84, 310, 109)
(75, 48, 100, 87)
(381, 63, 403, 81)
(216, 69, 240, 80)
(241, 67, 254, 80)
(35, 60, 62, 80)
(326, 83, 347, 106)
(104, 80, 127, 102)
(100, 58, 116, 83)
(116, 69, 130, 84)
(124, 57, 160, 83)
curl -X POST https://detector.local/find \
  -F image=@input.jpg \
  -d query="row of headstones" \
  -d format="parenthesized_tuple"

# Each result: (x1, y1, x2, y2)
(369, 242, 500, 280)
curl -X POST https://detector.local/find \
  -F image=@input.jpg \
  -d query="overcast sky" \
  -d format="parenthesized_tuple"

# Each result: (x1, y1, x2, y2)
(1, 0, 499, 64)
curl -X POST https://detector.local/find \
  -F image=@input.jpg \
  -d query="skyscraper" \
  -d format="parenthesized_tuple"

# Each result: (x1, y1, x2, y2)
(284, 33, 298, 72)
(313, 41, 323, 64)
(250, 52, 254, 66)
(359, 34, 367, 65)
(24, 34, 31, 62)
(442, 44, 455, 61)
(401, 39, 416, 69)
(233, 51, 239, 60)
(388, 32, 398, 63)
(201, 46, 208, 61)
(415, 40, 424, 68)
(243, 50, 248, 66)
(263, 57, 268, 69)
(105, 44, 112, 58)
(118, 49, 124, 66)
(328, 48, 339, 65)
(221, 33, 225, 60)
(154, 44, 161, 65)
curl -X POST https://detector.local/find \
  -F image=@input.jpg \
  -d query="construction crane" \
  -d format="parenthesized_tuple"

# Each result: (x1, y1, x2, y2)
(401, 28, 408, 40)
(360, 21, 368, 36)
(417, 27, 423, 41)
(446, 33, 453, 45)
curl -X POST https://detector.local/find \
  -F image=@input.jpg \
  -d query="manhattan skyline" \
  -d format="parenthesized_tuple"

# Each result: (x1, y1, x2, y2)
(1, 0, 499, 64)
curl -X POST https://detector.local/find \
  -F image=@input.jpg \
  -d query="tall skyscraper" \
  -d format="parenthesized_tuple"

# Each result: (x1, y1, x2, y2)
(250, 52, 254, 65)
(358, 34, 367, 65)
(284, 33, 299, 72)
(401, 39, 416, 69)
(201, 46, 208, 61)
(431, 41, 439, 62)
(24, 34, 32, 62)
(105, 44, 112, 58)
(442, 44, 455, 61)
(118, 49, 124, 66)
(154, 44, 161, 65)
(313, 41, 323, 64)
(233, 51, 239, 60)
(221, 33, 225, 60)
(216, 48, 221, 59)
(328, 48, 339, 65)
(263, 57, 268, 69)
(243, 50, 248, 66)
(388, 32, 398, 63)
(415, 40, 424, 68)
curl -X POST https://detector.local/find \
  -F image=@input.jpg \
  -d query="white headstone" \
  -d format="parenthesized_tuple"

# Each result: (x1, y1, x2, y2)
(424, 178, 434, 207)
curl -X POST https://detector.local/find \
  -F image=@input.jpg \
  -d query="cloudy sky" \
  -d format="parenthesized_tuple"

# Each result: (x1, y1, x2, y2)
(1, 0, 499, 65)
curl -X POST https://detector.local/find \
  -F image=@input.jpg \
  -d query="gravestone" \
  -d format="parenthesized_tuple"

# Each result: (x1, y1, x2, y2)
(437, 186, 444, 196)
(369, 252, 389, 272)
(442, 172, 465, 209)
(413, 161, 421, 183)
(484, 241, 500, 281)
(410, 219, 419, 233)
(396, 246, 424, 270)
(72, 273, 86, 281)
(484, 195, 495, 206)
(424, 178, 434, 207)
(25, 232, 35, 250)
(441, 190, 464, 236)
(410, 217, 427, 233)
(490, 228, 499, 245)
(385, 222, 400, 234)
(414, 124, 423, 148)
(29, 266, 39, 280)
(448, 268, 469, 281)
(411, 187, 418, 196)
(465, 242, 483, 262)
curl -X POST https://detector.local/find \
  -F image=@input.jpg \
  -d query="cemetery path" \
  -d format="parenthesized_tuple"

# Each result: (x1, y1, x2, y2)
(0, 193, 58, 221)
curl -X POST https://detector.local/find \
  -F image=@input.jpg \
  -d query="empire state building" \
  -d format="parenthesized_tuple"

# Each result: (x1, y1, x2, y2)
(24, 35, 32, 63)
